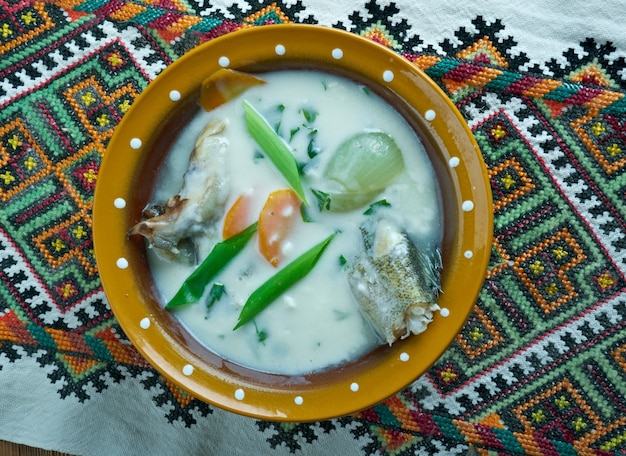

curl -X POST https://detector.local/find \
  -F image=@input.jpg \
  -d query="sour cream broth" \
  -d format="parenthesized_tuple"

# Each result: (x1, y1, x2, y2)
(147, 70, 441, 375)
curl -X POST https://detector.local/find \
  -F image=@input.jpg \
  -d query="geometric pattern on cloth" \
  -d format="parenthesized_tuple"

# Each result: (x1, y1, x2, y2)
(2, 1, 626, 454)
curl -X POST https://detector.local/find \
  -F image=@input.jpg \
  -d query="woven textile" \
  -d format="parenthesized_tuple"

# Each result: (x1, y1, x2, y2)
(2, 1, 626, 455)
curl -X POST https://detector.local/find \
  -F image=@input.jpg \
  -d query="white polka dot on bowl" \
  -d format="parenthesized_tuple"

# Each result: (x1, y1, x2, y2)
(130, 138, 142, 149)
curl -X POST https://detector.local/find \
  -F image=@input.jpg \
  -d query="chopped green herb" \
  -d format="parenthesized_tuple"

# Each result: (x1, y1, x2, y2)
(364, 199, 392, 215)
(300, 123, 316, 133)
(253, 150, 264, 161)
(243, 100, 308, 205)
(206, 283, 225, 311)
(322, 81, 328, 91)
(165, 222, 258, 309)
(360, 85, 371, 95)
(300, 108, 318, 123)
(296, 161, 307, 176)
(339, 254, 347, 267)
(307, 139, 321, 158)
(276, 104, 285, 112)
(333, 309, 349, 321)
(254, 321, 268, 344)
(289, 127, 300, 142)
(311, 188, 331, 211)
(233, 232, 336, 330)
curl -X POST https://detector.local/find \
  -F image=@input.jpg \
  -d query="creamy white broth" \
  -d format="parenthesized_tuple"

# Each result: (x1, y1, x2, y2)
(146, 70, 441, 375)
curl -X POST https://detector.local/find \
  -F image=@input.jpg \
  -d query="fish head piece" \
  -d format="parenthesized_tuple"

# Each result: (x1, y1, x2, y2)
(349, 216, 443, 344)
(127, 197, 198, 264)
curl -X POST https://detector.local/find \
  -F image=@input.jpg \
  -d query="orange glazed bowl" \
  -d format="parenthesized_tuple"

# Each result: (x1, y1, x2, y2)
(93, 24, 493, 421)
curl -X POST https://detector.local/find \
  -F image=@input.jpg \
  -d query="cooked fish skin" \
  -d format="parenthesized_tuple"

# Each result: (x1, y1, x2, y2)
(128, 119, 230, 263)
(347, 218, 441, 345)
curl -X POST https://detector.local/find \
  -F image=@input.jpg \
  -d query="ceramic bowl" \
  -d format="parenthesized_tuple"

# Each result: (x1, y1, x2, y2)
(93, 24, 493, 421)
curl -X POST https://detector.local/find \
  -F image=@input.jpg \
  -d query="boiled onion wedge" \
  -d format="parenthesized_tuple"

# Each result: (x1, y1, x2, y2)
(323, 132, 405, 211)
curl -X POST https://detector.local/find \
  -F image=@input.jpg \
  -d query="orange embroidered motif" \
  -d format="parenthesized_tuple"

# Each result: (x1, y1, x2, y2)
(488, 157, 536, 211)
(456, 305, 503, 359)
(457, 36, 509, 67)
(514, 228, 585, 313)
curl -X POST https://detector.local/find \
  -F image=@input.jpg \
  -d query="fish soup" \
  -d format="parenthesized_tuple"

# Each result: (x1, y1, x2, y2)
(137, 70, 443, 375)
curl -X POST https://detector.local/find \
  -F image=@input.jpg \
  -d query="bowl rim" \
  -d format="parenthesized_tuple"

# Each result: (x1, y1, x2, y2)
(93, 23, 493, 421)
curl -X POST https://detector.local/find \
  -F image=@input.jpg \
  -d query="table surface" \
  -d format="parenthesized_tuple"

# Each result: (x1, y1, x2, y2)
(0, 441, 69, 456)
(2, 1, 626, 455)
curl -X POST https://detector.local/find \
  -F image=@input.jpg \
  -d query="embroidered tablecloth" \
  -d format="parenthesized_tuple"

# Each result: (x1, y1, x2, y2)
(2, 1, 626, 455)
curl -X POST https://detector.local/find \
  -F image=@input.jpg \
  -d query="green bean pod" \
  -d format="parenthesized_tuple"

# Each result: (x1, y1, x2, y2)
(165, 222, 258, 309)
(233, 232, 336, 330)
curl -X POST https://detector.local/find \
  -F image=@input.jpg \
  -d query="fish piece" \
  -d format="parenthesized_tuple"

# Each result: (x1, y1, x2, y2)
(347, 217, 441, 345)
(128, 119, 230, 263)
